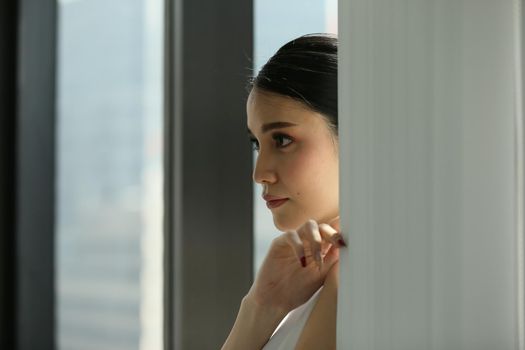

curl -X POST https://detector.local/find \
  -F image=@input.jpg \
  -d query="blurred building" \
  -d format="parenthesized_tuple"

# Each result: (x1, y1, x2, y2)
(56, 0, 162, 349)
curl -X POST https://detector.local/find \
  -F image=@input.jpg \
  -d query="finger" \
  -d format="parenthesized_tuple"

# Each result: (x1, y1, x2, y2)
(322, 244, 339, 271)
(319, 223, 346, 248)
(283, 230, 307, 268)
(327, 215, 340, 232)
(297, 220, 323, 271)
(319, 248, 339, 280)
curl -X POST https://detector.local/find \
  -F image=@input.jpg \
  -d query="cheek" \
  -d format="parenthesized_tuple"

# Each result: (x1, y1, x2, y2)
(283, 146, 336, 197)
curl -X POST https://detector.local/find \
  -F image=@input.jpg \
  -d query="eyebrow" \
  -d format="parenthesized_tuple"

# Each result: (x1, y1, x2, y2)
(246, 121, 297, 136)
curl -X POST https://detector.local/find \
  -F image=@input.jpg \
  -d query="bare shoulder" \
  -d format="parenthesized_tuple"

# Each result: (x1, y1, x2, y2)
(294, 262, 339, 350)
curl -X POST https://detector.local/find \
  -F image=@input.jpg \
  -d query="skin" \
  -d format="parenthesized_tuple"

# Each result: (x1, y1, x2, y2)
(246, 89, 339, 231)
(221, 89, 344, 350)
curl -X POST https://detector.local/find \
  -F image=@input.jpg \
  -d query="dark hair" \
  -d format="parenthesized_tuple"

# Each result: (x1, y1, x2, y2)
(250, 33, 338, 135)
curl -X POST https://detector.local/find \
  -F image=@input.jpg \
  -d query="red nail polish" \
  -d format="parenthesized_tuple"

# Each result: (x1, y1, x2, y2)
(338, 239, 347, 247)
(300, 256, 306, 267)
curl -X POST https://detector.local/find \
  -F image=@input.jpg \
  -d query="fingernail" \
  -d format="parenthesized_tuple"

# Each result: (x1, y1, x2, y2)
(300, 256, 306, 267)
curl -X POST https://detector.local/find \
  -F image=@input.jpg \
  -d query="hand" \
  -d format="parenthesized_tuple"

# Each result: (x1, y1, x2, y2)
(245, 217, 345, 314)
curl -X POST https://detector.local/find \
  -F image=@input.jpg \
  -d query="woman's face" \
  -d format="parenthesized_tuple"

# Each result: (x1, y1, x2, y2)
(247, 89, 339, 231)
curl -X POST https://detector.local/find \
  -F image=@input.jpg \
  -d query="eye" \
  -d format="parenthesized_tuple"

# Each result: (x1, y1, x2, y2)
(249, 137, 260, 151)
(273, 133, 293, 148)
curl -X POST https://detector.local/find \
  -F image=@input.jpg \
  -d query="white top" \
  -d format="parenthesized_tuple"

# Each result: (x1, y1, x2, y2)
(262, 287, 323, 350)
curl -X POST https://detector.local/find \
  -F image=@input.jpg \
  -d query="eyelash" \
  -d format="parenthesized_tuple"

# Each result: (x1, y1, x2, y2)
(250, 133, 293, 152)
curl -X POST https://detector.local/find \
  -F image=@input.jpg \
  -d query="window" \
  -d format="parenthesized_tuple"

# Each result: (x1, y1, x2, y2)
(55, 0, 164, 349)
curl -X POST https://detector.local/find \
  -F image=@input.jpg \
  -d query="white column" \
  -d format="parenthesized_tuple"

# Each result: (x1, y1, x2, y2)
(338, 0, 524, 349)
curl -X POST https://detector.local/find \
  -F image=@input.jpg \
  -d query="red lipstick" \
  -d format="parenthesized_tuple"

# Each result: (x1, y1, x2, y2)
(263, 194, 289, 209)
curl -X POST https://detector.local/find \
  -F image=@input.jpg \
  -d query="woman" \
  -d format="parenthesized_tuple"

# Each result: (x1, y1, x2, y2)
(222, 33, 344, 350)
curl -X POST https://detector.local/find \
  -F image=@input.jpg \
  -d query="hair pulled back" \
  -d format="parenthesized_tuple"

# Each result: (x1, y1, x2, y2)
(250, 33, 338, 134)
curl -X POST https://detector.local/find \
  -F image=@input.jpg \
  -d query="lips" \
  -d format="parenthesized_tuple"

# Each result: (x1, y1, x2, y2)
(263, 194, 289, 209)
(266, 198, 288, 209)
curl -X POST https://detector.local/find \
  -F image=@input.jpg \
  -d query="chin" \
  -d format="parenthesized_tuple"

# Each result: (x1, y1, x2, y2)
(273, 222, 289, 232)
(272, 215, 302, 232)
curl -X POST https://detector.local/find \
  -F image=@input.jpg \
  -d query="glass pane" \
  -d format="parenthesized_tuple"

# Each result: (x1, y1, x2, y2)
(55, 0, 164, 349)
(253, 0, 338, 272)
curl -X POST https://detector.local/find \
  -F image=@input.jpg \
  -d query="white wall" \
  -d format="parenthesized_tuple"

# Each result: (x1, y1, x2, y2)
(338, 0, 524, 348)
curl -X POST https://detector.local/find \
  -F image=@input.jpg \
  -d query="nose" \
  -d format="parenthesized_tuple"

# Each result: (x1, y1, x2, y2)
(252, 151, 278, 184)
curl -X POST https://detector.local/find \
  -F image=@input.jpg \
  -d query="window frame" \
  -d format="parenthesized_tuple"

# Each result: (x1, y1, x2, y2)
(0, 0, 58, 349)
(163, 0, 254, 349)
